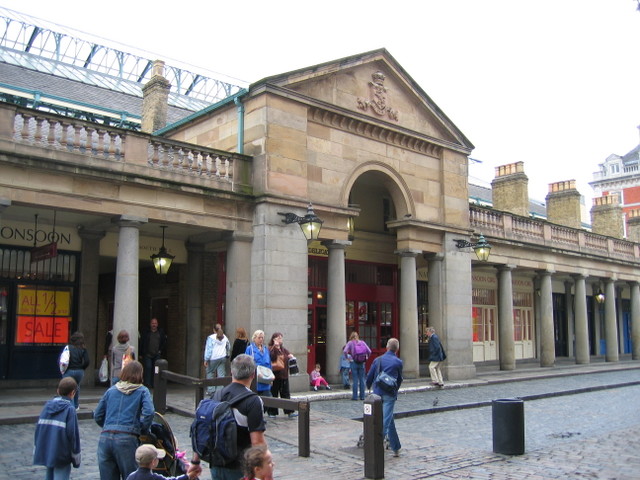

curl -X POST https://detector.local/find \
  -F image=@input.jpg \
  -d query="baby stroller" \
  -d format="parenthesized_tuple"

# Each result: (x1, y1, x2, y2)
(139, 412, 187, 476)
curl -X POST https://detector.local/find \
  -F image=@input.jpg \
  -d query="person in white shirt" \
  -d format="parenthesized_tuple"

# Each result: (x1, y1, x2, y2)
(203, 323, 230, 395)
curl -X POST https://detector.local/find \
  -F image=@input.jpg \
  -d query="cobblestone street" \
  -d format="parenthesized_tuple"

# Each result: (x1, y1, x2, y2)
(3, 368, 639, 479)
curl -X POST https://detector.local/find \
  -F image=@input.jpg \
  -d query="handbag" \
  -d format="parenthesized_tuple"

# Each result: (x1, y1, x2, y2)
(98, 357, 109, 383)
(58, 345, 70, 375)
(257, 365, 275, 384)
(288, 357, 299, 375)
(374, 358, 397, 394)
(271, 354, 285, 372)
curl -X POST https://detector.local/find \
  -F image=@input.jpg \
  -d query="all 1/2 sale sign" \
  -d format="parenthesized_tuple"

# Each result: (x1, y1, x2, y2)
(15, 287, 72, 344)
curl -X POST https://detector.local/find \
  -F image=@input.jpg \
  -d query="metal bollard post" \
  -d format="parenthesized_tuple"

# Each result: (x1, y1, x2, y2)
(153, 359, 168, 414)
(363, 393, 384, 479)
(492, 398, 525, 455)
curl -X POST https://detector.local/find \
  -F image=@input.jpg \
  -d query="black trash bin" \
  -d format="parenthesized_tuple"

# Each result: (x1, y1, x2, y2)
(492, 398, 524, 455)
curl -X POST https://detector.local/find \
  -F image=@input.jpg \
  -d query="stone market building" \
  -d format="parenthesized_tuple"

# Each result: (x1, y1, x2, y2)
(0, 8, 638, 388)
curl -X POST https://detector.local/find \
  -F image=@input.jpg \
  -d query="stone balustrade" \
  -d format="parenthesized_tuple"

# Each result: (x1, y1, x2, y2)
(0, 104, 250, 190)
(470, 205, 640, 260)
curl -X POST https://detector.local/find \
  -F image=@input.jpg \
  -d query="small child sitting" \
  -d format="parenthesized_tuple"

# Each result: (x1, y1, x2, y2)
(310, 363, 331, 391)
(126, 444, 201, 480)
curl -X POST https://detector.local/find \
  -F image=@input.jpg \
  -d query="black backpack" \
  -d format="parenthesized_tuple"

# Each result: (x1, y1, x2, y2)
(190, 388, 256, 466)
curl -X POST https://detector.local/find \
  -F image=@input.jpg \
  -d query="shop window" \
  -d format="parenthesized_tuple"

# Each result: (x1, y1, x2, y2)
(15, 285, 73, 345)
(0, 247, 76, 282)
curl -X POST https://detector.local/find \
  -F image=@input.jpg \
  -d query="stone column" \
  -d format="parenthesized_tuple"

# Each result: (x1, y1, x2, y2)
(538, 270, 555, 367)
(185, 242, 205, 377)
(497, 265, 515, 371)
(565, 280, 575, 357)
(629, 281, 640, 360)
(592, 283, 603, 354)
(325, 241, 349, 384)
(396, 249, 420, 378)
(604, 278, 619, 362)
(77, 227, 105, 379)
(225, 232, 253, 343)
(573, 274, 589, 364)
(112, 215, 147, 351)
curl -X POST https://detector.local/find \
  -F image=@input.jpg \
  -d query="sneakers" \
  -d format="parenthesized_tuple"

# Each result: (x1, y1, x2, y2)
(288, 412, 298, 418)
(326, 386, 331, 390)
(393, 449, 401, 457)
(313, 386, 318, 391)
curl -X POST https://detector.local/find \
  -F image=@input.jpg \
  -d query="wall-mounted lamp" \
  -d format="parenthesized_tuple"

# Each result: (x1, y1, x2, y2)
(278, 203, 323, 241)
(347, 216, 355, 241)
(150, 225, 175, 275)
(594, 288, 605, 304)
(454, 233, 492, 262)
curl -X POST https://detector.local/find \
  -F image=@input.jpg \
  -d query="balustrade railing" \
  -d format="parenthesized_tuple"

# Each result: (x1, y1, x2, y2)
(4, 105, 245, 187)
(14, 110, 124, 160)
(470, 205, 637, 260)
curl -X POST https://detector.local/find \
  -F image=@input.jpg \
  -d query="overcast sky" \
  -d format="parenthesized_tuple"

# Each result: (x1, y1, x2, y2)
(2, 0, 639, 207)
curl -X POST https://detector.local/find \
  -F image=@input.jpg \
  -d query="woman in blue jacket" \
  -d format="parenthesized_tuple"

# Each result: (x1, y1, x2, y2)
(245, 329, 273, 400)
(94, 360, 154, 480)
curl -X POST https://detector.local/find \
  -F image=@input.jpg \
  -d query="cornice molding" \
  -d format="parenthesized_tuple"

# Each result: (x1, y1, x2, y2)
(308, 106, 443, 158)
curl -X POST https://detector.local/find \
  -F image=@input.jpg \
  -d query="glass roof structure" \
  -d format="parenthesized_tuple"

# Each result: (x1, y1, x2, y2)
(0, 7, 246, 112)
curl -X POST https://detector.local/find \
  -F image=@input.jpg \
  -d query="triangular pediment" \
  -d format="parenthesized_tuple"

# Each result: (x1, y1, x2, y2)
(254, 49, 473, 152)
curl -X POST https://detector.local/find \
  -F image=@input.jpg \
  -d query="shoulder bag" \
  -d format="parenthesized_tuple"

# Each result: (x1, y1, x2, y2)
(374, 358, 397, 394)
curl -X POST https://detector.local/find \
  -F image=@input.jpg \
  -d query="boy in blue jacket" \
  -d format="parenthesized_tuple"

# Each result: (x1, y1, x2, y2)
(33, 376, 81, 480)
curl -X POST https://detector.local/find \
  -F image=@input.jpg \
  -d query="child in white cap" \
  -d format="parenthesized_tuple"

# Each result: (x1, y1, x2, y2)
(126, 444, 201, 480)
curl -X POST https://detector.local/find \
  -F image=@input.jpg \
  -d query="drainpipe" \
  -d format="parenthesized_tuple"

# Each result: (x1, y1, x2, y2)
(234, 95, 245, 154)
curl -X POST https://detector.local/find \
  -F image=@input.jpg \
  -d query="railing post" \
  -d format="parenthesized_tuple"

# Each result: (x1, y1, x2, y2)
(153, 359, 168, 414)
(297, 401, 310, 457)
(363, 394, 384, 479)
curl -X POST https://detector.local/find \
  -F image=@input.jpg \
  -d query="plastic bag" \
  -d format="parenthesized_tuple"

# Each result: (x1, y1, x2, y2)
(58, 345, 70, 375)
(98, 357, 109, 383)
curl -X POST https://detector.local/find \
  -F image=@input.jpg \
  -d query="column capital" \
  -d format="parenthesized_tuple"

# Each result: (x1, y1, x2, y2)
(424, 252, 444, 262)
(224, 231, 254, 244)
(628, 280, 640, 288)
(111, 215, 148, 228)
(322, 240, 351, 250)
(536, 268, 555, 277)
(496, 264, 516, 272)
(394, 248, 421, 258)
(571, 273, 587, 280)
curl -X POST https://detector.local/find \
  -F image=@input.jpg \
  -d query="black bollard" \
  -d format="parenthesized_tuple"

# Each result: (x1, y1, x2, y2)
(363, 393, 384, 479)
(492, 398, 525, 455)
(153, 359, 169, 414)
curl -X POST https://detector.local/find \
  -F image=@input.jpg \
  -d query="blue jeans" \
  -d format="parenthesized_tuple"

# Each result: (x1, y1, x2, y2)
(341, 367, 351, 387)
(97, 432, 139, 480)
(63, 369, 84, 409)
(381, 393, 401, 452)
(210, 466, 243, 480)
(206, 357, 227, 395)
(350, 361, 366, 400)
(143, 355, 159, 388)
(45, 464, 71, 480)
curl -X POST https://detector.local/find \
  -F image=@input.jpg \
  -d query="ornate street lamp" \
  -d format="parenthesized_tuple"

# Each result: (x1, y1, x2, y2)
(278, 203, 323, 241)
(150, 225, 174, 275)
(454, 233, 492, 262)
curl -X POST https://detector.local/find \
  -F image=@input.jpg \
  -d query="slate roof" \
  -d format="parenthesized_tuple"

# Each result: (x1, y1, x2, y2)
(0, 61, 195, 125)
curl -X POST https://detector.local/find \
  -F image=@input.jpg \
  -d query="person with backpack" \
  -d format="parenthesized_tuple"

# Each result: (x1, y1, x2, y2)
(366, 337, 403, 457)
(61, 331, 90, 410)
(343, 331, 371, 401)
(191, 354, 267, 480)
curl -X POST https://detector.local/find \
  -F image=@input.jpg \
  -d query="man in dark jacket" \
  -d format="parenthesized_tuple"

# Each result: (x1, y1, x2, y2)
(139, 318, 167, 388)
(33, 377, 81, 479)
(366, 338, 403, 457)
(426, 327, 446, 387)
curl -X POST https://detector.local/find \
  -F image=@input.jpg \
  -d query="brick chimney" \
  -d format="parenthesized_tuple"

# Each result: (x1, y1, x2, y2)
(491, 161, 529, 217)
(141, 60, 171, 133)
(590, 194, 624, 238)
(627, 209, 640, 242)
(545, 180, 582, 229)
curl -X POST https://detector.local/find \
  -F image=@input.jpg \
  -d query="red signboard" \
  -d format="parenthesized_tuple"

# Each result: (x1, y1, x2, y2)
(16, 316, 70, 344)
(31, 242, 58, 262)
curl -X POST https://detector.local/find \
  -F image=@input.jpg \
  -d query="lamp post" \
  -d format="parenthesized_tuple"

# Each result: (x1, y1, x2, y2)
(454, 233, 492, 262)
(278, 203, 323, 241)
(150, 225, 174, 275)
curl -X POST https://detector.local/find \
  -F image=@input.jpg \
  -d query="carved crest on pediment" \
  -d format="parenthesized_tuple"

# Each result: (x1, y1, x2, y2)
(357, 71, 399, 121)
